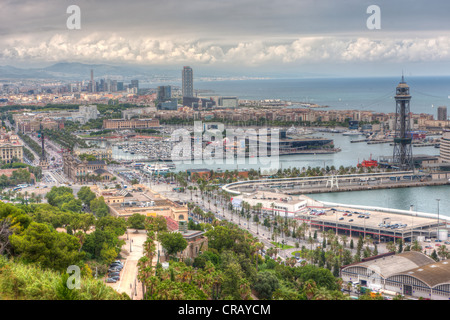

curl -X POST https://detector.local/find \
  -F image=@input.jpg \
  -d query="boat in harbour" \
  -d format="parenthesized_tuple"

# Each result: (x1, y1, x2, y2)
(343, 130, 362, 136)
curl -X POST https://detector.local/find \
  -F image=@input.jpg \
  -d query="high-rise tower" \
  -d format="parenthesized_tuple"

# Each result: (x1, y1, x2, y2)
(438, 106, 447, 121)
(89, 69, 96, 93)
(182, 66, 194, 98)
(392, 76, 413, 171)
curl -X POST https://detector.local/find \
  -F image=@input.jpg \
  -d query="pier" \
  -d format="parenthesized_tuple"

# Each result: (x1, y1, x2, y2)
(222, 171, 450, 195)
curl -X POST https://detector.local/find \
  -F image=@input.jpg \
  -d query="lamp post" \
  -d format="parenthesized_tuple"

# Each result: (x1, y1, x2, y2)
(334, 209, 338, 236)
(436, 199, 441, 241)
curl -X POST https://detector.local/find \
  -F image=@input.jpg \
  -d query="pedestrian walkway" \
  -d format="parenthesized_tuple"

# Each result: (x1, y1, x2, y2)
(107, 229, 147, 299)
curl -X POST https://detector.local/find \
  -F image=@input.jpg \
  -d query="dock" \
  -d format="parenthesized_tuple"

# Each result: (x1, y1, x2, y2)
(285, 179, 449, 195)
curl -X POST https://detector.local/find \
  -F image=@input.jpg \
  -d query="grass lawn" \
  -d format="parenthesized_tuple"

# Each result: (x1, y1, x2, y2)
(271, 241, 294, 249)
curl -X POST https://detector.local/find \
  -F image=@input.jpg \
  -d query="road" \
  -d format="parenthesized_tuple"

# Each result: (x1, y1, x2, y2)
(148, 179, 397, 262)
(105, 229, 147, 300)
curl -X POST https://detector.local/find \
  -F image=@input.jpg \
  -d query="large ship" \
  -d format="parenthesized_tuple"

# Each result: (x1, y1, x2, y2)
(357, 155, 378, 168)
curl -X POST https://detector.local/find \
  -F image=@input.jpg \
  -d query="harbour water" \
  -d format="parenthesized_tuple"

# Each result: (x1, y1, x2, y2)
(128, 76, 450, 217)
(192, 76, 450, 115)
(309, 185, 450, 219)
(108, 131, 449, 217)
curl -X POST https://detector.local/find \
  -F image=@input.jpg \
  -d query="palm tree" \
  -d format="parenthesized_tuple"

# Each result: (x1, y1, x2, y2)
(411, 240, 422, 252)
(437, 245, 449, 260)
(341, 235, 348, 248)
(386, 241, 397, 253)
(304, 279, 317, 300)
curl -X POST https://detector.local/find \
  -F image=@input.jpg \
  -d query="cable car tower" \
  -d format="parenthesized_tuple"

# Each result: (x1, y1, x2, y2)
(392, 75, 413, 171)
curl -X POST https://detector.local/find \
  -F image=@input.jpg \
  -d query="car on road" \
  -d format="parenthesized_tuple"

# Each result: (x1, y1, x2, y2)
(349, 219, 354, 222)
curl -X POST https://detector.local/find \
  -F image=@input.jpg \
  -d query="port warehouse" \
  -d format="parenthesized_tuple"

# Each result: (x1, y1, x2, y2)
(340, 251, 450, 300)
(222, 171, 436, 195)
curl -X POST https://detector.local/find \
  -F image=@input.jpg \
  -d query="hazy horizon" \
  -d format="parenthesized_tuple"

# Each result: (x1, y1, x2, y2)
(2, 1, 450, 78)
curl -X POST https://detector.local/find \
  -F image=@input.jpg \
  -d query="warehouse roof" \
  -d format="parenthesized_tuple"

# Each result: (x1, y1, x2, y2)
(392, 259, 450, 288)
(344, 251, 434, 279)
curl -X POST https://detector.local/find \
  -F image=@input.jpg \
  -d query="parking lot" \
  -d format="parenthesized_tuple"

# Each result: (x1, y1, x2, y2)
(297, 205, 442, 244)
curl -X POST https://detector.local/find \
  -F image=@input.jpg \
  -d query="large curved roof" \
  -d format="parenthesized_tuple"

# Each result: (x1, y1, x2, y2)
(345, 252, 434, 278)
(392, 259, 450, 288)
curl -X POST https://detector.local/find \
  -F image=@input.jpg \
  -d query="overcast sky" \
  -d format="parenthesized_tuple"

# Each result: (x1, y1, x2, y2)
(2, 0, 450, 77)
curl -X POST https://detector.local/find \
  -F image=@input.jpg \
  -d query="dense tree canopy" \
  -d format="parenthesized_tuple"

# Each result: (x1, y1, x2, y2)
(9, 222, 85, 271)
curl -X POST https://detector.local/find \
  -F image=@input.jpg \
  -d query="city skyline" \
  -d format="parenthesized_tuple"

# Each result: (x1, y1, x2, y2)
(2, 1, 450, 78)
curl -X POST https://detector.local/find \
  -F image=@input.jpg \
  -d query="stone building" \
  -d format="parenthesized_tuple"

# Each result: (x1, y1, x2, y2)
(0, 132, 23, 163)
(73, 147, 112, 161)
(102, 118, 160, 130)
(62, 153, 111, 183)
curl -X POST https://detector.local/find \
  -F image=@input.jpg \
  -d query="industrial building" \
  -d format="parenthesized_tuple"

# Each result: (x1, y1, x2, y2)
(341, 251, 450, 300)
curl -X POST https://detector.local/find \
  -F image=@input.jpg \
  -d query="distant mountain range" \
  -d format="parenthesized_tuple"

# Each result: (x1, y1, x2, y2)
(0, 62, 183, 82)
(0, 62, 325, 83)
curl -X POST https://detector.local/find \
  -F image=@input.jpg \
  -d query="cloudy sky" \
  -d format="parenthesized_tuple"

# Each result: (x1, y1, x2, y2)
(2, 0, 450, 77)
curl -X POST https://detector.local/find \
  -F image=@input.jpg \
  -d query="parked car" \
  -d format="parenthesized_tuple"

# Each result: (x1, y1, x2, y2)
(106, 278, 117, 283)
(110, 262, 123, 267)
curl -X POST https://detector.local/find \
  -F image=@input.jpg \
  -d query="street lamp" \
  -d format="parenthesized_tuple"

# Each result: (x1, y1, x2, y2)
(436, 199, 441, 241)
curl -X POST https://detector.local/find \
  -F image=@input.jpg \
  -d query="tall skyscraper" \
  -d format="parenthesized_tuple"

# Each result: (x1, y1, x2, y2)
(182, 66, 194, 98)
(130, 80, 139, 90)
(89, 69, 96, 93)
(392, 76, 413, 171)
(438, 106, 447, 121)
(157, 86, 172, 102)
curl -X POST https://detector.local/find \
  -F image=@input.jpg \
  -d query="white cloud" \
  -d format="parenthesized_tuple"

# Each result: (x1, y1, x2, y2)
(3, 33, 450, 67)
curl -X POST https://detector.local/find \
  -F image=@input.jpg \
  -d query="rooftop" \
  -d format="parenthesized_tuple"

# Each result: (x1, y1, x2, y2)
(395, 259, 450, 287)
(357, 251, 434, 279)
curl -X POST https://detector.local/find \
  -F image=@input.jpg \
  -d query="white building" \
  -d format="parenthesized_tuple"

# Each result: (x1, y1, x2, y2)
(75, 105, 99, 124)
(232, 191, 322, 217)
(440, 130, 450, 162)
